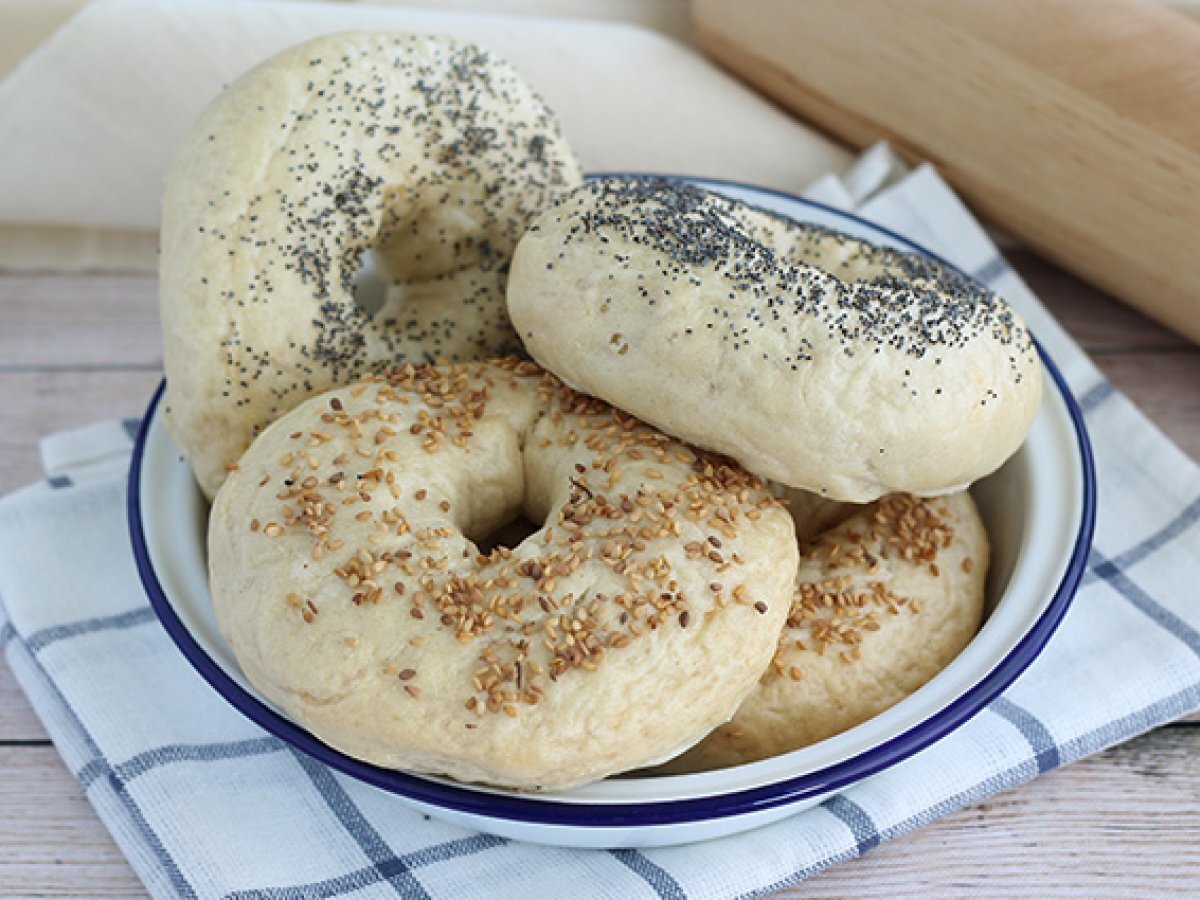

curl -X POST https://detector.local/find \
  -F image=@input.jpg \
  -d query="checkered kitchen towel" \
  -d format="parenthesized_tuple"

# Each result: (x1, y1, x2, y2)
(2, 148, 1200, 898)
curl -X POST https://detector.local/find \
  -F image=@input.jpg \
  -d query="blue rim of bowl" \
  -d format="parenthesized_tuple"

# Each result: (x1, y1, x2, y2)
(128, 175, 1097, 829)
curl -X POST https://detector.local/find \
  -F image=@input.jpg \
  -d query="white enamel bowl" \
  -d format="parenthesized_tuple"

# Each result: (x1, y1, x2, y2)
(130, 177, 1096, 849)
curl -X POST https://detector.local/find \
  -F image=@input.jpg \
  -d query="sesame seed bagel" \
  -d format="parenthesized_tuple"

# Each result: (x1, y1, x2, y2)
(208, 359, 797, 790)
(507, 178, 1042, 502)
(658, 491, 987, 772)
(161, 32, 582, 499)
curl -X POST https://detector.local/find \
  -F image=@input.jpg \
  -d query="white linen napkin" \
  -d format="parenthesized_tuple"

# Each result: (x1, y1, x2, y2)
(0, 0, 848, 271)
(3, 143, 1200, 897)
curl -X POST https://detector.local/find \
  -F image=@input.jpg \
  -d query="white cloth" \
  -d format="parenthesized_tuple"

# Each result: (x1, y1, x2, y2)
(3, 146, 1200, 898)
(0, 0, 847, 270)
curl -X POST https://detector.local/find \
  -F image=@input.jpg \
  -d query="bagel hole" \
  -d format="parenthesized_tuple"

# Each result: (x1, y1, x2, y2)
(472, 514, 541, 555)
(351, 250, 390, 319)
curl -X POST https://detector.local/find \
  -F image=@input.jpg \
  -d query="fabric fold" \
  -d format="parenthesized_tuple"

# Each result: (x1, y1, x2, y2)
(0, 0, 846, 233)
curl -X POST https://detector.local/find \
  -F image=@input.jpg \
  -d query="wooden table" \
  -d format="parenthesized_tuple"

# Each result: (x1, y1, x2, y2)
(1, 252, 1199, 896)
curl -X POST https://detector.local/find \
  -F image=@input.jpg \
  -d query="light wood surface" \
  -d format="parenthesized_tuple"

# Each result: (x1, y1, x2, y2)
(1, 254, 1198, 895)
(693, 0, 1200, 345)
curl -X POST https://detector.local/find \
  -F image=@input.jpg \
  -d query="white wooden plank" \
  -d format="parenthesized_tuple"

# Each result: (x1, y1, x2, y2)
(0, 746, 146, 896)
(0, 370, 161, 449)
(1095, 351, 1200, 463)
(0, 446, 43, 495)
(784, 726, 1200, 897)
(0, 657, 49, 743)
(0, 273, 161, 369)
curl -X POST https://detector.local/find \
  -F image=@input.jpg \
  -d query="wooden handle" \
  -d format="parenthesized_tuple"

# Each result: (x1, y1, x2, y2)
(693, 0, 1200, 344)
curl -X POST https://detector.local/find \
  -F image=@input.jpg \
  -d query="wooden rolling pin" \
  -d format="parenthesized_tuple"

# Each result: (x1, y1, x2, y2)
(693, 0, 1200, 343)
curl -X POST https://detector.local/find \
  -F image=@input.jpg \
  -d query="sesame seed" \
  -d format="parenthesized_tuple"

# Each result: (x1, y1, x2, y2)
(242, 359, 789, 716)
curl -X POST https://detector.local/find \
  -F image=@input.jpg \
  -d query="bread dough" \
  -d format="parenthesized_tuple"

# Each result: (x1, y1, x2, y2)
(507, 177, 1041, 501)
(208, 359, 798, 790)
(161, 32, 582, 497)
(659, 490, 987, 771)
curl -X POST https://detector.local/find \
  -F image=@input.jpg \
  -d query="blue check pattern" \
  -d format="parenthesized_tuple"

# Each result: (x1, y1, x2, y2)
(2, 161, 1198, 898)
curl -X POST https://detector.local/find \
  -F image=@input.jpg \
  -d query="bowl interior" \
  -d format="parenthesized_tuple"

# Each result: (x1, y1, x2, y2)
(133, 179, 1090, 812)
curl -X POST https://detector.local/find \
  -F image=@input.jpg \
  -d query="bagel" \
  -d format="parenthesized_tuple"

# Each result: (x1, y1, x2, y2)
(161, 32, 582, 498)
(507, 177, 1042, 501)
(775, 484, 861, 544)
(208, 359, 798, 790)
(658, 491, 987, 772)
